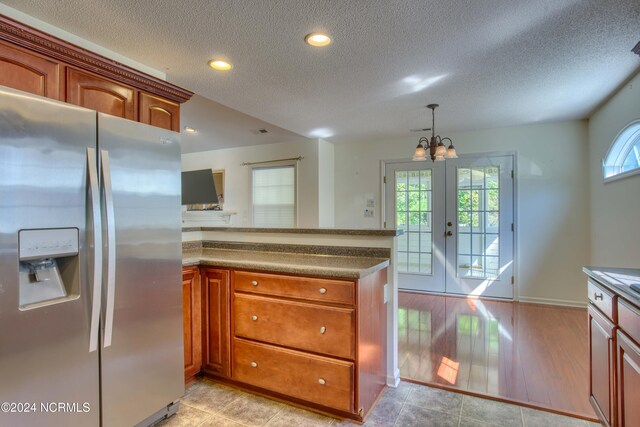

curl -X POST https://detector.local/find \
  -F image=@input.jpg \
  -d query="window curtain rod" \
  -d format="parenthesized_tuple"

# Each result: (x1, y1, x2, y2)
(241, 156, 304, 166)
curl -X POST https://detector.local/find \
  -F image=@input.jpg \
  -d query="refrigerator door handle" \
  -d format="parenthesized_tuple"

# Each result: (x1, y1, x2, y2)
(87, 148, 102, 353)
(101, 150, 117, 348)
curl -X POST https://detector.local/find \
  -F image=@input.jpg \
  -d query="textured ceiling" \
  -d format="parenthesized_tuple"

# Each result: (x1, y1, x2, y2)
(3, 0, 640, 147)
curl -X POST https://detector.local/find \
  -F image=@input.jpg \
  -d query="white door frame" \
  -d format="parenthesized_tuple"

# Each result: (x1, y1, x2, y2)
(381, 151, 518, 300)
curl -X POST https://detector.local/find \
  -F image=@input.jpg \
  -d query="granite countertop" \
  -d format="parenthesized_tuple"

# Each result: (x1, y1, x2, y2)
(584, 266, 640, 305)
(183, 248, 389, 279)
(182, 226, 403, 237)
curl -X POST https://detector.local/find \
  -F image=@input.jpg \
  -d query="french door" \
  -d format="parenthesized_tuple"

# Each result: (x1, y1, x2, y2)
(385, 155, 514, 299)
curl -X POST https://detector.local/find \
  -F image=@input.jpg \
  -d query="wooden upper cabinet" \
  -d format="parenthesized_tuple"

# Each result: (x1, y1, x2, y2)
(139, 92, 180, 131)
(0, 41, 60, 100)
(0, 15, 192, 128)
(66, 68, 135, 120)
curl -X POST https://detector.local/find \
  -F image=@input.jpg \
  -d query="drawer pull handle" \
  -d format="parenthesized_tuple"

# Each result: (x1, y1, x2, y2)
(251, 280, 258, 286)
(318, 378, 326, 385)
(320, 326, 326, 334)
(319, 288, 327, 294)
(251, 362, 258, 368)
(594, 293, 603, 301)
(251, 315, 258, 321)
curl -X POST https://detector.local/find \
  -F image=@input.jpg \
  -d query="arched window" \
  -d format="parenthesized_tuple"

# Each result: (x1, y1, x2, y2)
(603, 119, 640, 182)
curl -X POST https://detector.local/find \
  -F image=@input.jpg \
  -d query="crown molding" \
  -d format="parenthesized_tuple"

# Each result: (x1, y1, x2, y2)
(0, 14, 193, 103)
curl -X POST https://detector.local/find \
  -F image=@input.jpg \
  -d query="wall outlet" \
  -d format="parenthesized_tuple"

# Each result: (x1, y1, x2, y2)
(364, 209, 374, 217)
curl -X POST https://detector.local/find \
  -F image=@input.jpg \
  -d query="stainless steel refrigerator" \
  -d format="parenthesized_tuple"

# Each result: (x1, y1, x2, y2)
(0, 86, 184, 426)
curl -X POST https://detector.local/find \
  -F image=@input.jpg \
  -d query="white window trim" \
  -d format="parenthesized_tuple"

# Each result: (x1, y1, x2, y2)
(603, 118, 640, 183)
(249, 160, 299, 227)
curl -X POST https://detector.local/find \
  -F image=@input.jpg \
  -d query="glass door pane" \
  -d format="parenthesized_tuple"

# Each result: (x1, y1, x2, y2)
(456, 166, 500, 279)
(385, 161, 445, 293)
(445, 156, 514, 299)
(395, 169, 433, 274)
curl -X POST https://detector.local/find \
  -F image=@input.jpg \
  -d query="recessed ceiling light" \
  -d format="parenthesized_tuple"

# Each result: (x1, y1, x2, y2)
(208, 59, 232, 71)
(184, 126, 197, 133)
(305, 33, 331, 47)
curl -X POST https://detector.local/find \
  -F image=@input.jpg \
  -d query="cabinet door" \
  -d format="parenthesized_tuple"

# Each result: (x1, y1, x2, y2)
(588, 304, 616, 427)
(139, 92, 180, 131)
(0, 41, 61, 100)
(183, 267, 201, 382)
(617, 330, 640, 427)
(201, 268, 231, 378)
(66, 68, 135, 119)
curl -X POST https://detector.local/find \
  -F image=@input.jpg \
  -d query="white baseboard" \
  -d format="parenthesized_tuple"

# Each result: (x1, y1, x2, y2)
(517, 296, 587, 308)
(387, 368, 401, 387)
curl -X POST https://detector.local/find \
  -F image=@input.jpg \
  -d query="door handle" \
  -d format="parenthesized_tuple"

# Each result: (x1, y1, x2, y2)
(446, 231, 453, 237)
(101, 150, 116, 348)
(87, 148, 102, 353)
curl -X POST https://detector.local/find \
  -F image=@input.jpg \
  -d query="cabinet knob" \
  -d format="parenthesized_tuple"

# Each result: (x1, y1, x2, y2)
(320, 326, 326, 334)
(594, 293, 603, 301)
(318, 378, 326, 385)
(250, 362, 258, 368)
(319, 288, 327, 294)
(446, 231, 453, 237)
(251, 315, 258, 321)
(251, 280, 258, 286)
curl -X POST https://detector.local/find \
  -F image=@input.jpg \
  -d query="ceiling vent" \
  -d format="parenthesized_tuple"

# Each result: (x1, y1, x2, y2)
(633, 41, 640, 56)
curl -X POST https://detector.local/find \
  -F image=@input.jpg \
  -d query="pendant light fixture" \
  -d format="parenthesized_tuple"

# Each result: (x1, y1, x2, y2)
(412, 104, 458, 162)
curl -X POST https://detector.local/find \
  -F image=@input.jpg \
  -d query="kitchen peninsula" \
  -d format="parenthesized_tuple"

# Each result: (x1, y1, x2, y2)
(180, 227, 401, 422)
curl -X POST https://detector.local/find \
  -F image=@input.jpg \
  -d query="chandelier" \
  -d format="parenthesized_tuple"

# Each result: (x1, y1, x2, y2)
(412, 104, 458, 161)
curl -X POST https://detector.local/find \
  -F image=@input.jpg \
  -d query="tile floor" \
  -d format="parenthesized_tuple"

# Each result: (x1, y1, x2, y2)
(157, 378, 602, 427)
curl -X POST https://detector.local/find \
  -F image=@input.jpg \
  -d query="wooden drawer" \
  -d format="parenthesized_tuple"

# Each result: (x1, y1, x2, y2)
(588, 279, 617, 322)
(234, 293, 355, 359)
(619, 299, 640, 345)
(234, 270, 354, 306)
(233, 338, 354, 413)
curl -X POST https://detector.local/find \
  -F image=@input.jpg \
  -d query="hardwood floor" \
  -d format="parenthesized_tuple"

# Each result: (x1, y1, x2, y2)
(398, 291, 597, 420)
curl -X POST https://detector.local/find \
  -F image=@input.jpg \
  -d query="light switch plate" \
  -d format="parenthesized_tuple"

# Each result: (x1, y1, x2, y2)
(364, 209, 374, 217)
(383, 284, 388, 303)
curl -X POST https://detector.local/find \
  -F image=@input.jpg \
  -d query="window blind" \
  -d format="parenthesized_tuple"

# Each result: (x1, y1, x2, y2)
(252, 165, 296, 227)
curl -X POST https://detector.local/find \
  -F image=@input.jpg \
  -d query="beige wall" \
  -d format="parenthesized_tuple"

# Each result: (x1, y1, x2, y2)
(334, 120, 591, 305)
(318, 139, 335, 227)
(182, 140, 320, 227)
(588, 71, 640, 267)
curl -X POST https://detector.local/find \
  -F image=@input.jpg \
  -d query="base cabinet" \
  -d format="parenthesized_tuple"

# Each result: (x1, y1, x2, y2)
(586, 274, 640, 427)
(182, 267, 201, 383)
(230, 268, 387, 420)
(180, 265, 387, 421)
(616, 303, 640, 427)
(200, 268, 231, 378)
(588, 305, 616, 427)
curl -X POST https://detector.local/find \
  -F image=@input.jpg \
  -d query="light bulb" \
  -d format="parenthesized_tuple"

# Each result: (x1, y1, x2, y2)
(435, 143, 446, 156)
